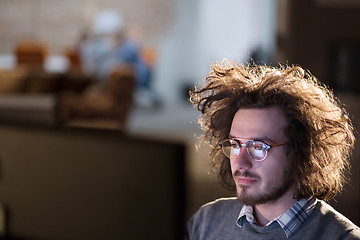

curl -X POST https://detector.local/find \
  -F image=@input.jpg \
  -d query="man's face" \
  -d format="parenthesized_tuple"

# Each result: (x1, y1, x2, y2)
(229, 107, 294, 206)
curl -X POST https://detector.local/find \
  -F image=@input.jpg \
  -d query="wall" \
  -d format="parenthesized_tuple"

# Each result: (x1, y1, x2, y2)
(0, 0, 174, 54)
(155, 0, 278, 105)
(280, 0, 360, 89)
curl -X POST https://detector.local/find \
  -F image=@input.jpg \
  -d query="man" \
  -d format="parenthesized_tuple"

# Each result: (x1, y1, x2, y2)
(186, 60, 360, 239)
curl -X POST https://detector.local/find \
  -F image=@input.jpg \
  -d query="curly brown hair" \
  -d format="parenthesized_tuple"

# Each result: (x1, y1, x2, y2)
(190, 60, 355, 201)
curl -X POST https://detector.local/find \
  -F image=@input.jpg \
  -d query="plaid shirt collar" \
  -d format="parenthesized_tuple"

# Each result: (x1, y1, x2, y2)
(237, 198, 317, 238)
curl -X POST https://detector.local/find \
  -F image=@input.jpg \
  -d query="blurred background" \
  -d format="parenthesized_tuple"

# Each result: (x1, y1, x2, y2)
(0, 0, 359, 239)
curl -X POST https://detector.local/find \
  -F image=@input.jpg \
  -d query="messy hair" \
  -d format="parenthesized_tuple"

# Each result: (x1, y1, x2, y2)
(190, 60, 355, 201)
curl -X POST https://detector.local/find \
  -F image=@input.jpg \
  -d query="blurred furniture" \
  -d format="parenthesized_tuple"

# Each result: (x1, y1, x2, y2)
(0, 69, 28, 94)
(0, 95, 56, 126)
(15, 40, 48, 69)
(9, 39, 137, 129)
(0, 64, 135, 128)
(0, 124, 185, 240)
(59, 66, 135, 128)
(64, 46, 82, 73)
(0, 68, 93, 95)
(0, 69, 93, 126)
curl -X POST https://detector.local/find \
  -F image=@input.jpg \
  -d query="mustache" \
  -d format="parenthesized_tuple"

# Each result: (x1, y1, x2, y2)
(233, 170, 261, 180)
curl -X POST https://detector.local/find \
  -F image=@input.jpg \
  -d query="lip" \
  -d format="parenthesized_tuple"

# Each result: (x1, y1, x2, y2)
(235, 177, 258, 185)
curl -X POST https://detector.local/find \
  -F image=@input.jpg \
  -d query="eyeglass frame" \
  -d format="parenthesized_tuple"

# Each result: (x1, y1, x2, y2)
(219, 138, 286, 161)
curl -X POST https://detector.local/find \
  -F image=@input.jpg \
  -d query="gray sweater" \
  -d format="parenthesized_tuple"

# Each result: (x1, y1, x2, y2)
(185, 198, 360, 240)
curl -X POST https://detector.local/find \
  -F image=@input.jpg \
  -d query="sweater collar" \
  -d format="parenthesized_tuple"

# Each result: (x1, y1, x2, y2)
(237, 198, 317, 238)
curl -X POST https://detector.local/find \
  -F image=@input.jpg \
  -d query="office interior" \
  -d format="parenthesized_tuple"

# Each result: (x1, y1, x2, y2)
(0, 0, 359, 239)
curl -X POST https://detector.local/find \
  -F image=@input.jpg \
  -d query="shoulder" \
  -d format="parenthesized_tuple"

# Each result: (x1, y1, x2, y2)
(317, 200, 358, 227)
(313, 200, 360, 239)
(196, 197, 240, 218)
(203, 197, 240, 208)
(185, 198, 242, 239)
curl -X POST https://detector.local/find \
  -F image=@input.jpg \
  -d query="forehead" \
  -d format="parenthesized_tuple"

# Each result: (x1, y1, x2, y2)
(230, 107, 287, 141)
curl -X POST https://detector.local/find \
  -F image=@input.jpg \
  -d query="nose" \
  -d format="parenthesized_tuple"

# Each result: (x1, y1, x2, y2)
(231, 147, 253, 171)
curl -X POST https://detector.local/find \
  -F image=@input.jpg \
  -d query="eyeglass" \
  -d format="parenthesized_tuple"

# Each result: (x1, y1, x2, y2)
(220, 138, 286, 161)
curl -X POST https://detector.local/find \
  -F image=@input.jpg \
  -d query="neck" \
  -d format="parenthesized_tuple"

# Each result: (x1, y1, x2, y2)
(253, 188, 297, 226)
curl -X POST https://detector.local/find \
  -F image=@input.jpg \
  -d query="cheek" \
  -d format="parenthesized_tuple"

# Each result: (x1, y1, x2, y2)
(267, 167, 285, 183)
(230, 160, 236, 175)
(261, 155, 289, 181)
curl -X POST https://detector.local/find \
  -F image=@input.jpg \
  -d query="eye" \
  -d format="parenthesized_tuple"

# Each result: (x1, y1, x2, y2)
(229, 140, 240, 148)
(249, 141, 267, 151)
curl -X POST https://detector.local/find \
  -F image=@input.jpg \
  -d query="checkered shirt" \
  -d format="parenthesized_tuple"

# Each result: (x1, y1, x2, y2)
(237, 198, 317, 238)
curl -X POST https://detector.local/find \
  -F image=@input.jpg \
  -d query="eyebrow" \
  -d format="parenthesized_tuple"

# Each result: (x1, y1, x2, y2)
(228, 134, 275, 143)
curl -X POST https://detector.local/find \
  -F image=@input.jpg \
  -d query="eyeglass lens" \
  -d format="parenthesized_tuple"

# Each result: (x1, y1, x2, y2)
(221, 139, 267, 160)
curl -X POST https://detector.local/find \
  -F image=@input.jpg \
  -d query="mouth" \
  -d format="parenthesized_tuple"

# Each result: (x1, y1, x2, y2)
(235, 176, 258, 186)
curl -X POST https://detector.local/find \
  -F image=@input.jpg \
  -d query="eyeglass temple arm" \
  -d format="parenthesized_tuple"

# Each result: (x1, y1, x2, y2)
(270, 143, 286, 148)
